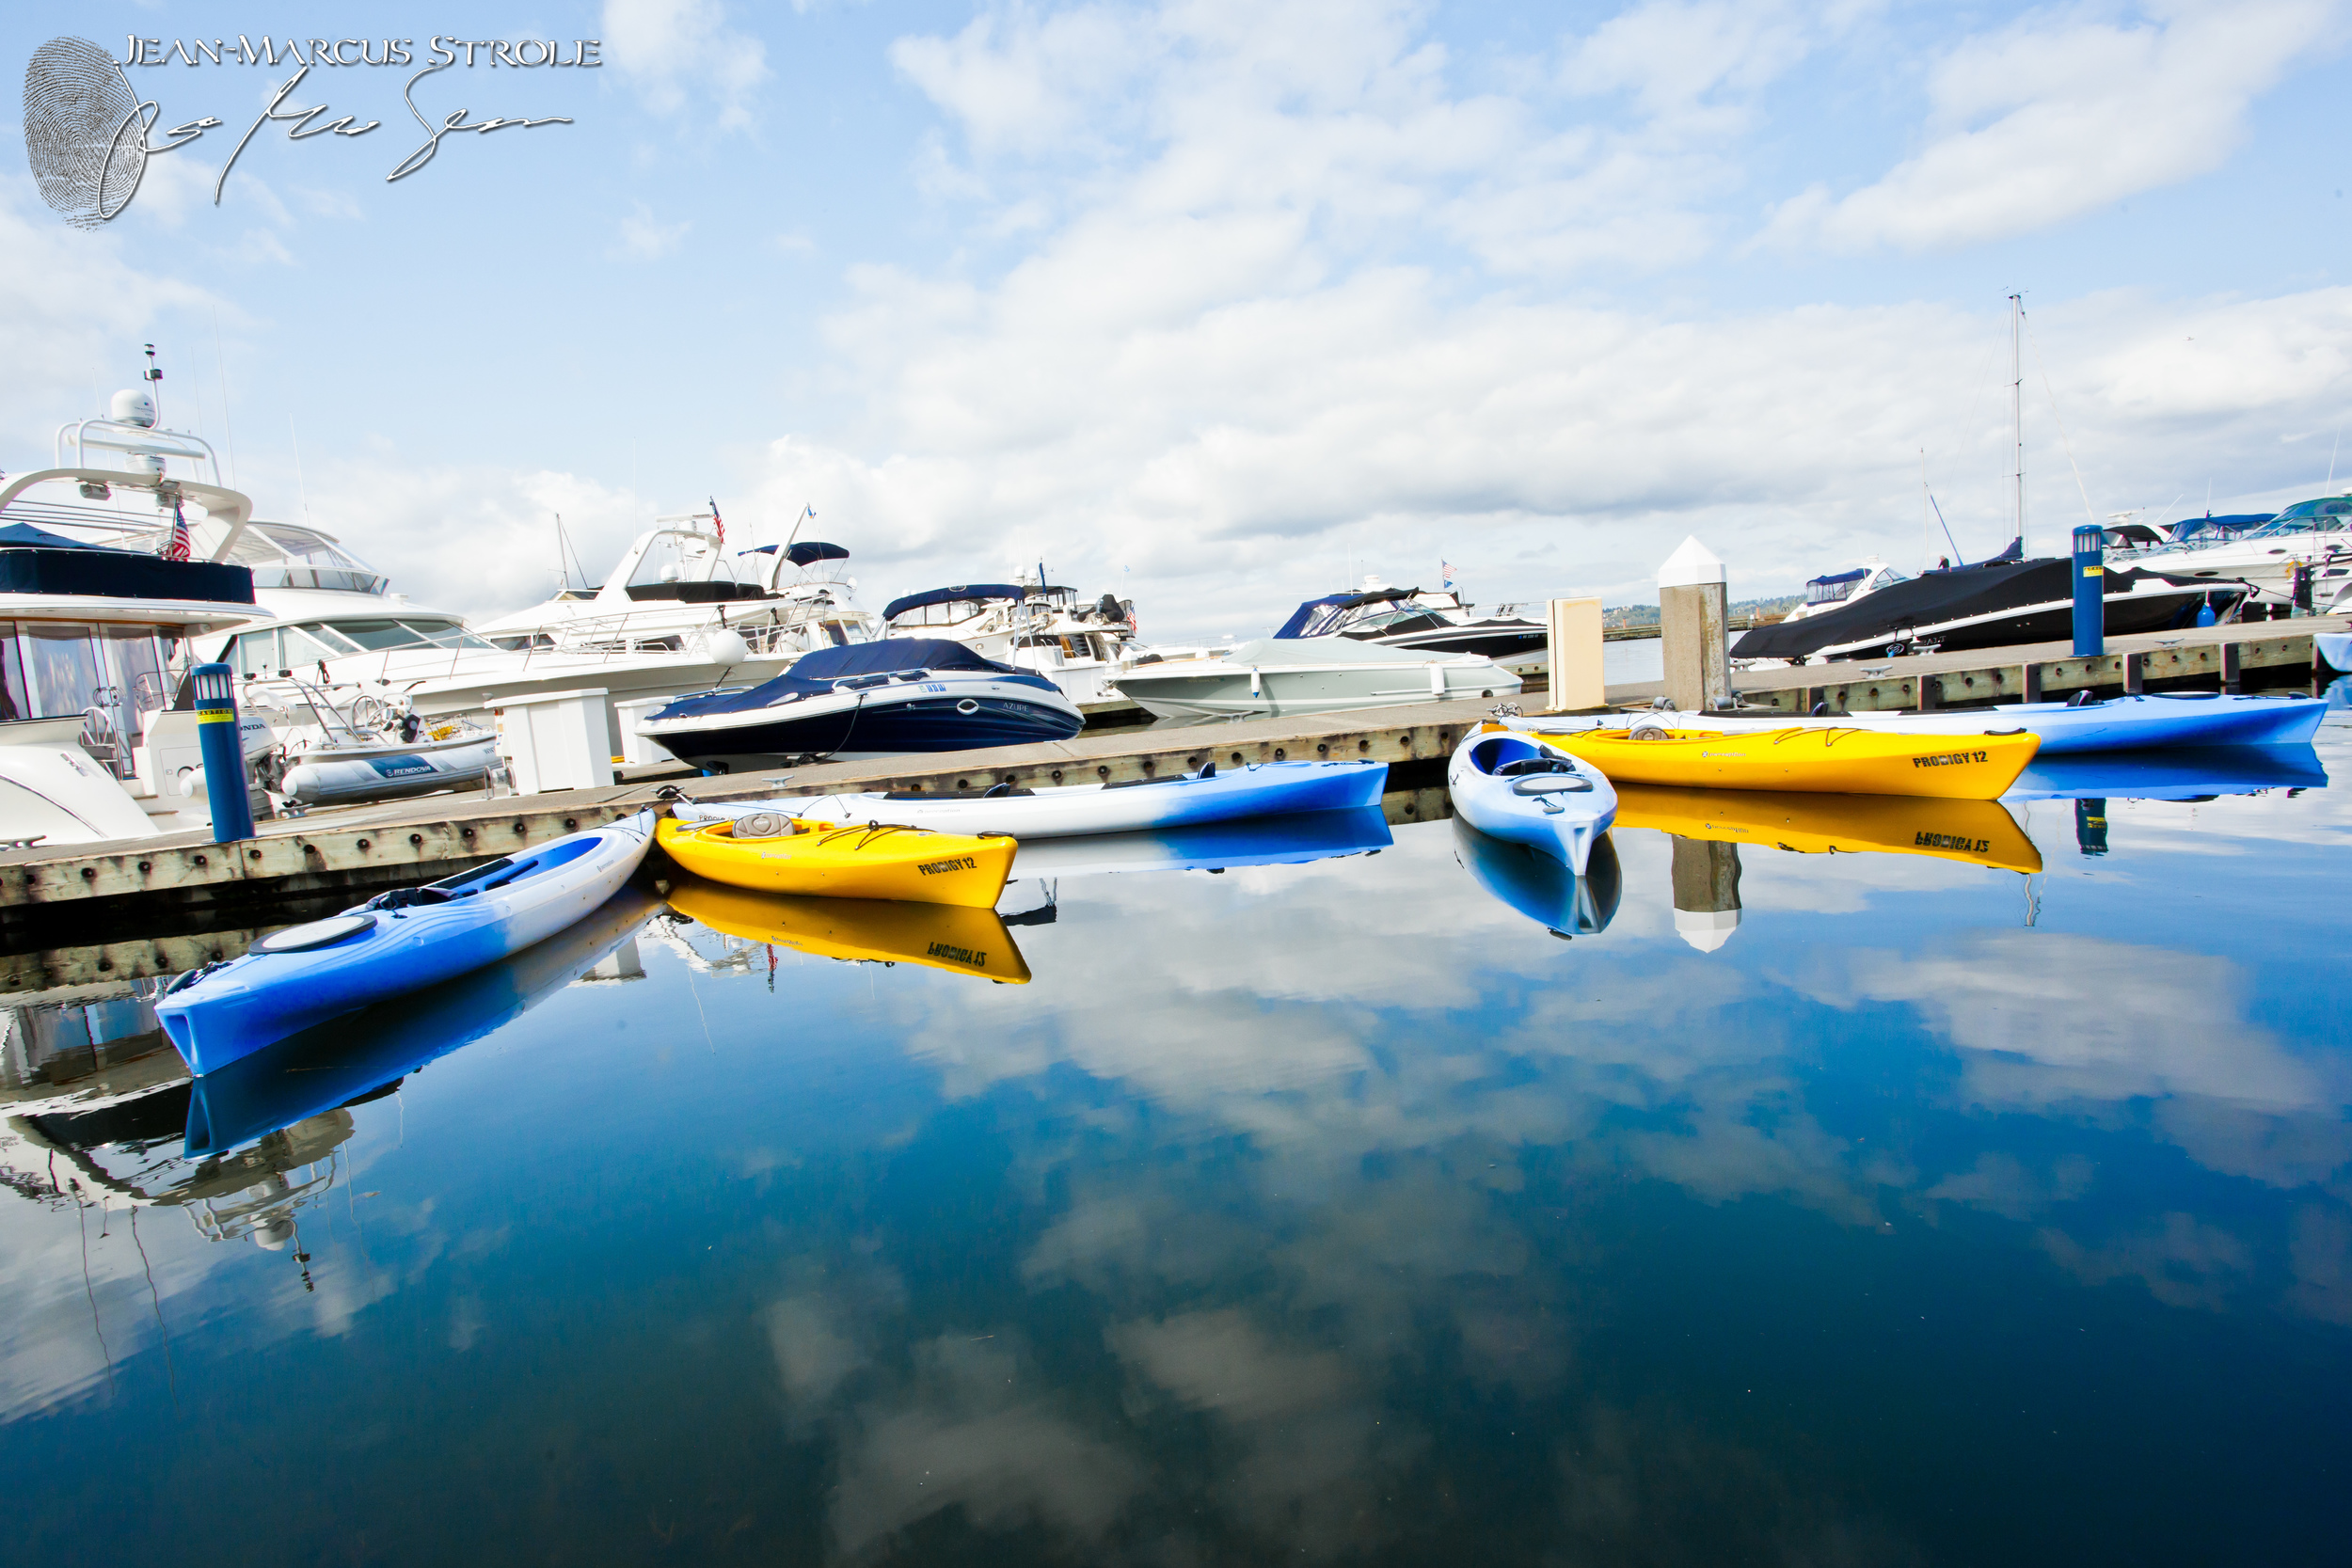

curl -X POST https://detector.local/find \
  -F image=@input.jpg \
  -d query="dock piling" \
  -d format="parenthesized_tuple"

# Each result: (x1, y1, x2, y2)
(1658, 537, 1731, 712)
(192, 664, 254, 844)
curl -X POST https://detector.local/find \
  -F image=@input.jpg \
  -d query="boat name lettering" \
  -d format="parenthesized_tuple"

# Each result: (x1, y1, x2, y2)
(925, 683, 946, 693)
(926, 942, 985, 968)
(1914, 832, 1992, 853)
(368, 754, 437, 777)
(916, 856, 977, 876)
(1909, 750, 1988, 768)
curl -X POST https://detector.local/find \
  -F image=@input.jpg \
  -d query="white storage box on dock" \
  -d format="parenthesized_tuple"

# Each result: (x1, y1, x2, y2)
(492, 688, 614, 794)
(611, 695, 682, 768)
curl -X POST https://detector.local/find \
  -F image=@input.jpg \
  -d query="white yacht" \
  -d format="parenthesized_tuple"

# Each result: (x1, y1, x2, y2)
(476, 512, 881, 658)
(22, 379, 810, 743)
(1113, 636, 1520, 720)
(882, 575, 1141, 704)
(1272, 577, 1548, 660)
(2104, 497, 2351, 611)
(0, 390, 271, 843)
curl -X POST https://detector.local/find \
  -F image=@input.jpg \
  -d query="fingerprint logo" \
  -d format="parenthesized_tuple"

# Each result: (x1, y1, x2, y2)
(23, 37, 147, 229)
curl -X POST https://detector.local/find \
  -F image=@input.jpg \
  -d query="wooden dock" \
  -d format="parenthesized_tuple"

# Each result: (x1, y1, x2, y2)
(0, 615, 2338, 959)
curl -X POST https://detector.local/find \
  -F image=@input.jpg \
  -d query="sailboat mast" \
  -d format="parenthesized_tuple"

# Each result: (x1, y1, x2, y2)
(2009, 293, 2025, 551)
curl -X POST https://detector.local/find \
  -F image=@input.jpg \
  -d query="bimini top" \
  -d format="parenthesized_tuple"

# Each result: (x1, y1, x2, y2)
(1807, 567, 1868, 589)
(883, 583, 1026, 622)
(1273, 587, 1418, 639)
(0, 521, 105, 549)
(651, 638, 1022, 721)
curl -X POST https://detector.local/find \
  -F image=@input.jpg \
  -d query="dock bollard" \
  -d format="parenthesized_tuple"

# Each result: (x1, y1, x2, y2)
(1658, 536, 1731, 711)
(2072, 524, 2105, 657)
(192, 662, 256, 843)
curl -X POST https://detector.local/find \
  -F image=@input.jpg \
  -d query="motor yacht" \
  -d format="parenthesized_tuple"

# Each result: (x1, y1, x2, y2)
(1113, 636, 1520, 720)
(1274, 577, 1547, 660)
(476, 513, 882, 659)
(21, 378, 812, 747)
(882, 575, 1141, 704)
(2102, 496, 2351, 611)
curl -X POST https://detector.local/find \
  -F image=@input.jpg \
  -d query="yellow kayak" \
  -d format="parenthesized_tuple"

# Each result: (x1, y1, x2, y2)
(663, 877, 1031, 983)
(1613, 784, 2042, 873)
(655, 815, 1016, 908)
(1520, 724, 2039, 800)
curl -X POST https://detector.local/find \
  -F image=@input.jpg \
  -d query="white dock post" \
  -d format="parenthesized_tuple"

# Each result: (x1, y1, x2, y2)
(1545, 596, 1604, 713)
(1658, 536, 1731, 712)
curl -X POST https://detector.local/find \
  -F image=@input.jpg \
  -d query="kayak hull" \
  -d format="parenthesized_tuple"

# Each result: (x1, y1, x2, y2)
(1451, 815, 1623, 937)
(655, 816, 1016, 908)
(155, 812, 657, 1076)
(694, 759, 1388, 840)
(664, 878, 1031, 983)
(1530, 725, 2040, 799)
(1446, 730, 1618, 875)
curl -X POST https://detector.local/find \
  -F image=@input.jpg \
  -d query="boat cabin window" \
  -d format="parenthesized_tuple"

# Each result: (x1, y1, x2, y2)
(0, 621, 170, 767)
(891, 597, 1007, 627)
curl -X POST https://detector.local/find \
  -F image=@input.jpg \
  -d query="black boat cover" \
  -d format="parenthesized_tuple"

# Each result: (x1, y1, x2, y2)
(1729, 558, 2174, 660)
(652, 638, 1019, 720)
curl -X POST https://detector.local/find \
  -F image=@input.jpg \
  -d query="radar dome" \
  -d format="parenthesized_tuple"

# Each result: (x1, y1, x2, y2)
(109, 388, 157, 428)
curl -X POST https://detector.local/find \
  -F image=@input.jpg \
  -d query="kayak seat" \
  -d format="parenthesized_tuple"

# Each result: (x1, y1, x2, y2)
(365, 885, 456, 911)
(1495, 756, 1576, 778)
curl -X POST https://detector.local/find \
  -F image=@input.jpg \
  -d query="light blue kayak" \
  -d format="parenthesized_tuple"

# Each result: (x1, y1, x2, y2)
(1446, 729, 1617, 875)
(157, 811, 656, 1076)
(684, 758, 1389, 839)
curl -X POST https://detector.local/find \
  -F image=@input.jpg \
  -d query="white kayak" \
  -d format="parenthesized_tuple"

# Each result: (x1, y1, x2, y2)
(1446, 729, 1616, 874)
(676, 759, 1388, 840)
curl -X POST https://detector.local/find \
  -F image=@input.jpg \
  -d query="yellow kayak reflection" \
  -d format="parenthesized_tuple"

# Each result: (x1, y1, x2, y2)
(1611, 784, 2043, 874)
(663, 877, 1033, 984)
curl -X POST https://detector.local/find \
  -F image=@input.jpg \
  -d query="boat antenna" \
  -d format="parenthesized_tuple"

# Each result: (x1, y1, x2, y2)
(143, 342, 162, 424)
(2329, 425, 2343, 489)
(289, 416, 312, 524)
(1928, 491, 1964, 565)
(783, 503, 812, 551)
(2021, 303, 2101, 532)
(210, 307, 238, 488)
(2009, 293, 2024, 551)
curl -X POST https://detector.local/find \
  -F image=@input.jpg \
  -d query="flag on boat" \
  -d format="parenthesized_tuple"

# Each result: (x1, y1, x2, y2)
(161, 497, 192, 562)
(708, 496, 725, 546)
(1441, 561, 1454, 591)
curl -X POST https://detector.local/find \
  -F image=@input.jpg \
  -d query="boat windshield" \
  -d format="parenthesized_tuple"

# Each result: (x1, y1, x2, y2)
(225, 524, 389, 594)
(319, 617, 500, 652)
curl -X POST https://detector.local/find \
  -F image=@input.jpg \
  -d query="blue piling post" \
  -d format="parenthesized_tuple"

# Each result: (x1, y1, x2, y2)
(2072, 523, 2105, 657)
(191, 663, 255, 843)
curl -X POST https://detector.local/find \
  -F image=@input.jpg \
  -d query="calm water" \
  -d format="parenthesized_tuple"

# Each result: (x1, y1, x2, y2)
(6, 718, 2351, 1565)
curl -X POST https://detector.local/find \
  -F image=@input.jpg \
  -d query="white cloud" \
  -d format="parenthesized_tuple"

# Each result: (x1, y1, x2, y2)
(1764, 0, 2343, 252)
(602, 0, 771, 129)
(613, 201, 691, 260)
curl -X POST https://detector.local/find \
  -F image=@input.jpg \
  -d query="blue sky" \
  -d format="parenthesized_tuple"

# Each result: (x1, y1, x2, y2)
(5, 0, 2348, 636)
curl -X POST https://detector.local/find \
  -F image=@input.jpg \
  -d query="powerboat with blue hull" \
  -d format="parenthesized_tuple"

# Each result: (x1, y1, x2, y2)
(637, 639, 1086, 769)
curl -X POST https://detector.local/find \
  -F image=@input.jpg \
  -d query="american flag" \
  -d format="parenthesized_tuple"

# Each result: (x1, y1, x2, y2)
(708, 496, 724, 546)
(161, 497, 192, 562)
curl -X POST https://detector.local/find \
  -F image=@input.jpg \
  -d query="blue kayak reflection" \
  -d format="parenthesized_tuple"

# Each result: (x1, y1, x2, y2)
(1004, 805, 1393, 881)
(2008, 743, 2328, 801)
(183, 886, 662, 1158)
(1450, 814, 1622, 938)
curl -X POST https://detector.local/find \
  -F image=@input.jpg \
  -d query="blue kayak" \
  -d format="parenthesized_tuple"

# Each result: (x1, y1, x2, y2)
(1446, 729, 1617, 875)
(158, 811, 656, 1076)
(183, 885, 661, 1156)
(688, 758, 1389, 839)
(1661, 691, 2328, 753)
(1451, 816, 1622, 938)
